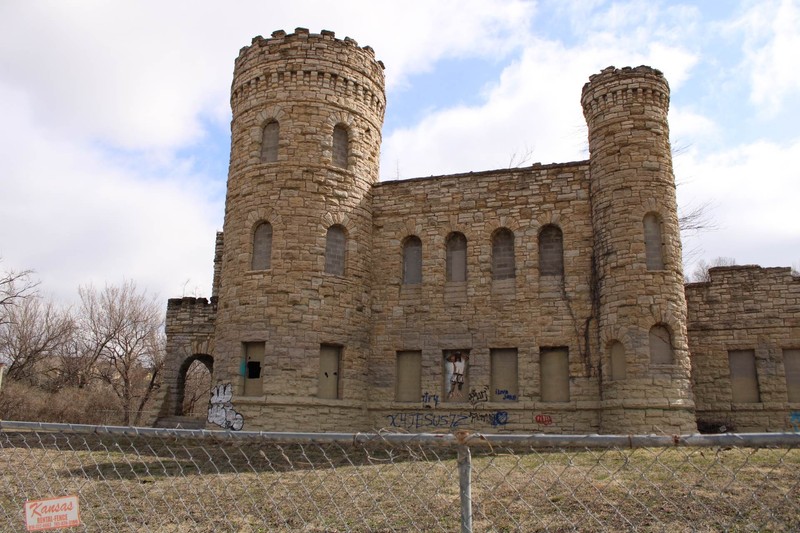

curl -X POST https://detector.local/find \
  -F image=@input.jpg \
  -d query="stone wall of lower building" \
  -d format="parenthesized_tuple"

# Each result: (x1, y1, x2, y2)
(149, 297, 217, 427)
(686, 266, 800, 432)
(368, 162, 604, 433)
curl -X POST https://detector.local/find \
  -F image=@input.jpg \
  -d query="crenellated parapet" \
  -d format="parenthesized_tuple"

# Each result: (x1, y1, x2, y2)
(581, 66, 670, 117)
(231, 28, 386, 124)
(166, 296, 217, 333)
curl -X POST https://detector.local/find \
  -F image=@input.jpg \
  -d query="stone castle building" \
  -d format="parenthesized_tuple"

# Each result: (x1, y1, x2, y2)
(150, 29, 800, 434)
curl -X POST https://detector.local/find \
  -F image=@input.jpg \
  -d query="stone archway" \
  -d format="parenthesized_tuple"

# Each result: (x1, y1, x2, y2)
(174, 354, 214, 417)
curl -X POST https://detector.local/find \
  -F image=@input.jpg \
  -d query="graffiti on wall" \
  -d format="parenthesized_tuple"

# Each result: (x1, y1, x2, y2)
(495, 389, 518, 401)
(386, 411, 510, 430)
(790, 411, 800, 432)
(421, 391, 440, 409)
(535, 413, 554, 426)
(207, 383, 244, 431)
(468, 386, 490, 406)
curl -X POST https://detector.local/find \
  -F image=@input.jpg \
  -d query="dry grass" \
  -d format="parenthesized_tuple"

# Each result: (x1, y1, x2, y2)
(1, 431, 799, 532)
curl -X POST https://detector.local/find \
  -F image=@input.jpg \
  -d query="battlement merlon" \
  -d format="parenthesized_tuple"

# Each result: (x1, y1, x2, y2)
(235, 28, 385, 89)
(580, 65, 670, 120)
(231, 28, 386, 124)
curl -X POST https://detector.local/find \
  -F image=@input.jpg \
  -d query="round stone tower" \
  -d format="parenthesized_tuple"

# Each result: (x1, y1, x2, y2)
(582, 66, 696, 434)
(213, 28, 385, 430)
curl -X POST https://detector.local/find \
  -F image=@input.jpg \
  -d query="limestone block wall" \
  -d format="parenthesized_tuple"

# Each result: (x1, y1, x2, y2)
(686, 266, 800, 431)
(369, 163, 602, 433)
(149, 297, 217, 425)
(212, 29, 386, 431)
(582, 66, 696, 433)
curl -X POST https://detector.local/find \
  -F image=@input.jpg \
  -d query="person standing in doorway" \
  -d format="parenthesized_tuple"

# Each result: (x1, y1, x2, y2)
(447, 351, 468, 399)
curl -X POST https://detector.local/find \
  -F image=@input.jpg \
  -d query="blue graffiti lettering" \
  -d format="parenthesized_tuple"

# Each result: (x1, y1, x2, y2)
(790, 411, 800, 432)
(386, 412, 469, 430)
(495, 389, 518, 401)
(421, 391, 440, 409)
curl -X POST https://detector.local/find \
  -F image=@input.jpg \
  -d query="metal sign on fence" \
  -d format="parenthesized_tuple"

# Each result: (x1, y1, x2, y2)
(24, 495, 80, 531)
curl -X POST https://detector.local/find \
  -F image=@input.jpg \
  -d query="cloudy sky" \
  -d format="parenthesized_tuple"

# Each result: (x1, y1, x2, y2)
(1, 0, 798, 305)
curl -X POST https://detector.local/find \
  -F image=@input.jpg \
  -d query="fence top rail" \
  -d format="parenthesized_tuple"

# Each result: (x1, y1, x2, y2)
(1, 420, 798, 448)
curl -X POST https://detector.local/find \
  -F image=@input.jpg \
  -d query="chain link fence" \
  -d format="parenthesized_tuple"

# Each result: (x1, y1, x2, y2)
(1, 420, 799, 532)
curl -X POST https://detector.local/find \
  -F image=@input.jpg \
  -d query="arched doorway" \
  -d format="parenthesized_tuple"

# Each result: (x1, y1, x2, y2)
(175, 354, 213, 417)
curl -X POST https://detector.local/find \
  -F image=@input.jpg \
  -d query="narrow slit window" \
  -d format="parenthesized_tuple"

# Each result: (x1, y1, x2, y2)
(492, 228, 515, 280)
(332, 124, 348, 168)
(261, 121, 279, 163)
(325, 225, 346, 276)
(251, 222, 272, 270)
(539, 225, 564, 277)
(446, 232, 467, 282)
(402, 236, 422, 285)
(643, 213, 665, 270)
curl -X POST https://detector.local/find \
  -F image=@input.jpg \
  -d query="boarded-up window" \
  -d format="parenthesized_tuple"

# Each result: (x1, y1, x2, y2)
(492, 228, 515, 280)
(443, 350, 469, 402)
(539, 225, 564, 276)
(541, 347, 569, 402)
(491, 348, 518, 401)
(649, 325, 674, 364)
(396, 351, 422, 402)
(782, 349, 800, 402)
(729, 350, 760, 403)
(332, 124, 348, 168)
(325, 225, 346, 276)
(261, 121, 279, 163)
(446, 232, 467, 282)
(402, 236, 422, 285)
(319, 345, 341, 399)
(643, 213, 665, 270)
(251, 222, 272, 270)
(609, 341, 627, 380)
(243, 342, 264, 396)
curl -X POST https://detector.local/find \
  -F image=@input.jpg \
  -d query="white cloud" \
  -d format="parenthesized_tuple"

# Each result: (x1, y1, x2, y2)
(676, 138, 800, 269)
(381, 15, 699, 179)
(0, 83, 222, 304)
(731, 0, 800, 114)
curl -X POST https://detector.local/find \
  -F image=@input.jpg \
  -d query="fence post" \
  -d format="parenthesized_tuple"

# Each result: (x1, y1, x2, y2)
(457, 443, 473, 533)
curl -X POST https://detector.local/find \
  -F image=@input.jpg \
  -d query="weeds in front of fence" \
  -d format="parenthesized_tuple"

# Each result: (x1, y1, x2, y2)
(1, 423, 799, 532)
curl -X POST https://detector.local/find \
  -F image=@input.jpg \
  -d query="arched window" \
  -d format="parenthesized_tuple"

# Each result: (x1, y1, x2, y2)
(251, 222, 272, 270)
(402, 236, 422, 285)
(539, 225, 564, 276)
(609, 341, 627, 380)
(446, 232, 467, 282)
(261, 121, 279, 163)
(649, 325, 674, 365)
(325, 225, 346, 275)
(332, 124, 349, 168)
(492, 228, 515, 280)
(643, 213, 665, 270)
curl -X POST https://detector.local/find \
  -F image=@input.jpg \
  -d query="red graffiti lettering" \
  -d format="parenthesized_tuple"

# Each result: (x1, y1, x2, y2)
(535, 414, 553, 426)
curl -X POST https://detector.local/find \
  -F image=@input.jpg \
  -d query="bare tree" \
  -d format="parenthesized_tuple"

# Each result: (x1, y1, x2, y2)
(181, 360, 213, 417)
(689, 257, 737, 283)
(0, 297, 74, 385)
(0, 262, 38, 326)
(78, 281, 165, 425)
